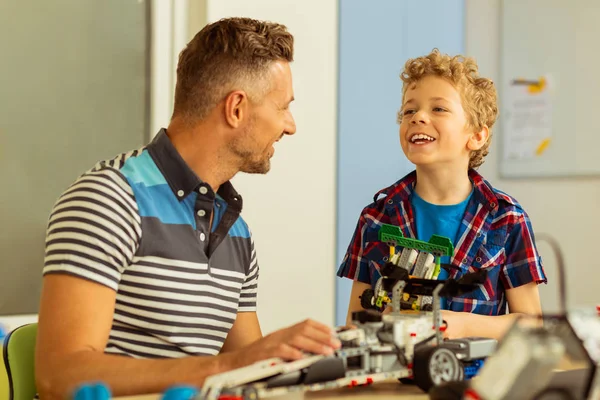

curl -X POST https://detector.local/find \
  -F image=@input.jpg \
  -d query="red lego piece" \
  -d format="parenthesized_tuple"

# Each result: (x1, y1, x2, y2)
(463, 388, 481, 400)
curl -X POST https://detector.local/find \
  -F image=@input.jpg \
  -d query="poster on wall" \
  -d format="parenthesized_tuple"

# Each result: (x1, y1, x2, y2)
(502, 75, 553, 161)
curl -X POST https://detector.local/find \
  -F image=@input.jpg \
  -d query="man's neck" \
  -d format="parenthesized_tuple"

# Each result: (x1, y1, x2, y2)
(166, 118, 238, 193)
(414, 164, 472, 205)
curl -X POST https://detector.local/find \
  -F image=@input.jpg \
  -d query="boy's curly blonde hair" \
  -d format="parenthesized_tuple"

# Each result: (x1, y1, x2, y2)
(400, 49, 498, 169)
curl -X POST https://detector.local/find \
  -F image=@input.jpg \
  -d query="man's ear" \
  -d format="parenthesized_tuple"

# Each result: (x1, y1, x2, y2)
(224, 90, 248, 128)
(467, 125, 489, 151)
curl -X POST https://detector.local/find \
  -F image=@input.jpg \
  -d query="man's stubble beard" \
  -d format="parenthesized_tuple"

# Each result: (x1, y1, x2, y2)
(228, 123, 271, 174)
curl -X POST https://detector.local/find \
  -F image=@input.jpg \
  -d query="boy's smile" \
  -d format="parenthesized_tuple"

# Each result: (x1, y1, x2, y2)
(398, 75, 481, 168)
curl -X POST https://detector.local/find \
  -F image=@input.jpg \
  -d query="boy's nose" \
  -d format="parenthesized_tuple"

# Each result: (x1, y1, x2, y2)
(411, 110, 429, 124)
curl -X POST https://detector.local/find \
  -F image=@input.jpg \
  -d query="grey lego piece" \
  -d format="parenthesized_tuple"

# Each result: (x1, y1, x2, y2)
(441, 337, 498, 361)
(413, 252, 434, 277)
(471, 328, 565, 400)
(391, 280, 406, 313)
(396, 248, 418, 271)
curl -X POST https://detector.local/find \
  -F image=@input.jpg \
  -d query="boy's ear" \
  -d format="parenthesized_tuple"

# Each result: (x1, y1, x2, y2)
(467, 125, 489, 151)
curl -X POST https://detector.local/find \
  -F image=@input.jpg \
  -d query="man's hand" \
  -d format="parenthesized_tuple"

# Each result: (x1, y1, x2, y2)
(231, 319, 341, 366)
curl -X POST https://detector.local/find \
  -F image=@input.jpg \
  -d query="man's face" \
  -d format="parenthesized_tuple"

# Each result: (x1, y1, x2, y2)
(230, 61, 296, 174)
(399, 75, 474, 169)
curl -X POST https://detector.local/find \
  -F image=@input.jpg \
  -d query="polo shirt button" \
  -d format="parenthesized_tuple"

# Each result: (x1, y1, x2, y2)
(476, 257, 482, 263)
(387, 199, 393, 205)
(199, 186, 208, 195)
(199, 232, 206, 242)
(177, 190, 184, 197)
(462, 258, 468, 264)
(490, 202, 496, 208)
(197, 210, 206, 217)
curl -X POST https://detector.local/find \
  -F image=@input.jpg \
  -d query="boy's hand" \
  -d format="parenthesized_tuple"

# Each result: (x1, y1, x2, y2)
(233, 319, 341, 367)
(441, 310, 469, 339)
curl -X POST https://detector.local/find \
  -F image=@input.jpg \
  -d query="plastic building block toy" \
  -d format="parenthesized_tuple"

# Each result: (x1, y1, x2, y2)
(368, 223, 456, 312)
(192, 251, 496, 399)
(429, 234, 600, 400)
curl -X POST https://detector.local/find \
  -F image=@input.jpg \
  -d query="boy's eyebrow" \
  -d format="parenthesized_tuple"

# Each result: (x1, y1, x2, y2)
(403, 96, 450, 105)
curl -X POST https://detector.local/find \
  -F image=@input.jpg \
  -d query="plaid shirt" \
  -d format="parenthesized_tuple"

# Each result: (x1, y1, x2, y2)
(337, 169, 547, 315)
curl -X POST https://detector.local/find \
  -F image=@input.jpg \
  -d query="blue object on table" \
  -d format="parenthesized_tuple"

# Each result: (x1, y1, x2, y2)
(161, 386, 198, 400)
(72, 382, 111, 400)
(463, 358, 485, 380)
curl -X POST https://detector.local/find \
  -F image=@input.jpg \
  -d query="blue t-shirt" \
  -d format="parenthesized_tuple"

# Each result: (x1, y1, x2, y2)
(411, 188, 473, 308)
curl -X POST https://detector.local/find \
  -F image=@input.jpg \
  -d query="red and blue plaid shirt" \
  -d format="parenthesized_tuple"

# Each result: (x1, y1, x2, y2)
(337, 169, 547, 316)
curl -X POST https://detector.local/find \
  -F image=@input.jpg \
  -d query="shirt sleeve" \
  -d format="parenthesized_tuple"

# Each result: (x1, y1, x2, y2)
(239, 233, 259, 312)
(336, 212, 373, 285)
(42, 168, 142, 291)
(500, 209, 547, 289)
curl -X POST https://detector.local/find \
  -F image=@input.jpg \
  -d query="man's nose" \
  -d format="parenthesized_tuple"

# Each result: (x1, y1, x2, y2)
(284, 114, 297, 136)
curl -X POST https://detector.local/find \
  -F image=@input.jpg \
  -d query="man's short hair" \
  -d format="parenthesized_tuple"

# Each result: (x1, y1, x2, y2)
(398, 49, 498, 169)
(173, 17, 294, 123)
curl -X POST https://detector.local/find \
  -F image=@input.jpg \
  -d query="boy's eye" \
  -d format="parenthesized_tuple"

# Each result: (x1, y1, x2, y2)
(403, 109, 416, 115)
(433, 107, 446, 112)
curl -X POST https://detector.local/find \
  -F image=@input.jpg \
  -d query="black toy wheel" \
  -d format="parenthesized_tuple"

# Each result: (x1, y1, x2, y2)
(413, 345, 464, 392)
(360, 288, 375, 310)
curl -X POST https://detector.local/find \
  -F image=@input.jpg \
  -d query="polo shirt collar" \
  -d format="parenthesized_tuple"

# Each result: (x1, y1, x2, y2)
(147, 128, 243, 211)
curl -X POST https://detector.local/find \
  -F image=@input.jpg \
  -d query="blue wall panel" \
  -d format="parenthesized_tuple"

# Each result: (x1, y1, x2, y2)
(335, 0, 465, 326)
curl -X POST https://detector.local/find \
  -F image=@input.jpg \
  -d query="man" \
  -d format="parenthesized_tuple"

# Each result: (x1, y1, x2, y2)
(35, 17, 340, 399)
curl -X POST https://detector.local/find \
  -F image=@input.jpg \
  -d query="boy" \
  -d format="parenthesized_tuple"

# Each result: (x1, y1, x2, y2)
(337, 49, 546, 340)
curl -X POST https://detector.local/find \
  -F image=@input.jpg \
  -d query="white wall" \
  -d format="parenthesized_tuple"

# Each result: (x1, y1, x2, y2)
(465, 0, 600, 313)
(205, 1, 338, 333)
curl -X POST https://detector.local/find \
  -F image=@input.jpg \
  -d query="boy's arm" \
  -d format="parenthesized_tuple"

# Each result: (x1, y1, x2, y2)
(443, 209, 545, 340)
(345, 281, 373, 326)
(337, 212, 376, 326)
(442, 281, 542, 340)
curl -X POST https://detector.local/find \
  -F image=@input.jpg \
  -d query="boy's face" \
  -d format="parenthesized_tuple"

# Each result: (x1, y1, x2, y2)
(399, 75, 484, 169)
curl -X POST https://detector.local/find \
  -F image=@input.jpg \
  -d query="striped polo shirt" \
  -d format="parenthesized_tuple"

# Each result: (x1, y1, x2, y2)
(42, 129, 258, 358)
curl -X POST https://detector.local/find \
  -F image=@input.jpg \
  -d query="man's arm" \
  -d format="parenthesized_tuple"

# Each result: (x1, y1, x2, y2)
(36, 275, 340, 400)
(220, 312, 263, 353)
(441, 281, 542, 340)
(36, 275, 235, 399)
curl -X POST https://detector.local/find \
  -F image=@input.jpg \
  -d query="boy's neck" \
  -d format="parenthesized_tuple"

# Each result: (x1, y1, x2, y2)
(414, 164, 473, 205)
